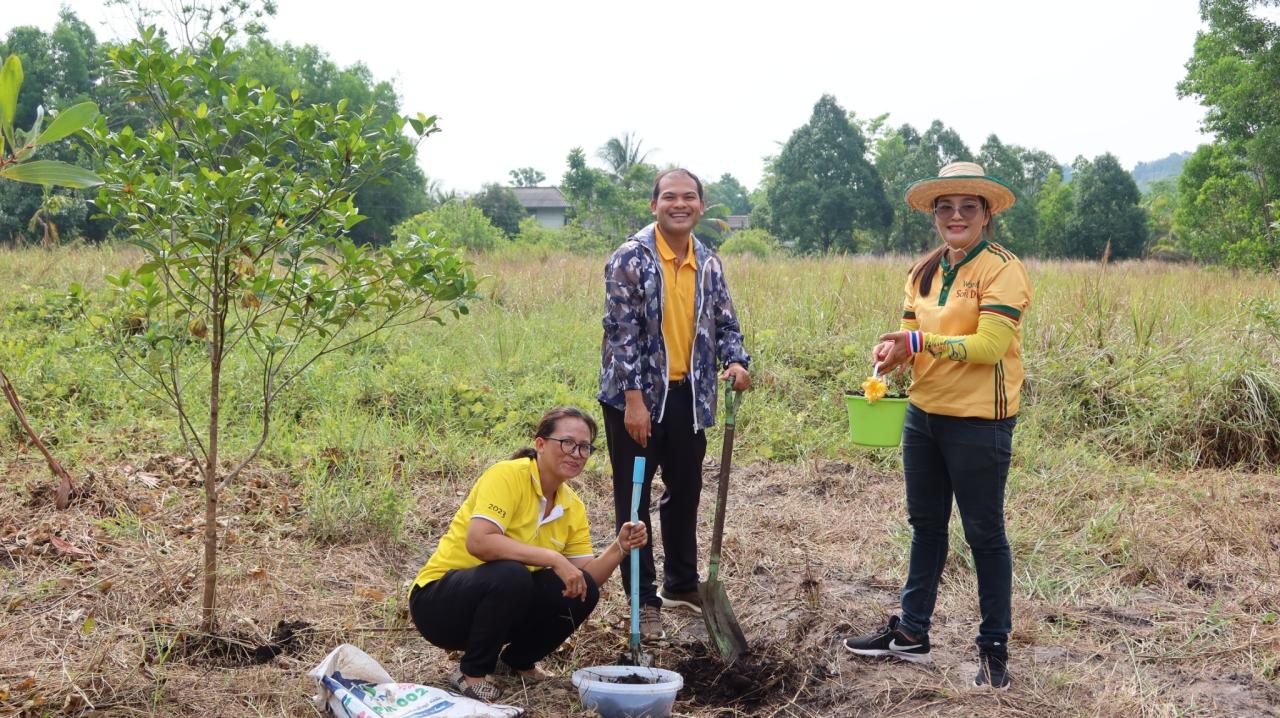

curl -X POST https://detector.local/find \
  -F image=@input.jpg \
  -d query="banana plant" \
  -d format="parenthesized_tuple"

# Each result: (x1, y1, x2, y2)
(0, 54, 103, 188)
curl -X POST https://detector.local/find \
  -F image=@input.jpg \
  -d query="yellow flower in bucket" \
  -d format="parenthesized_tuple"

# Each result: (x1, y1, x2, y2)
(861, 374, 888, 404)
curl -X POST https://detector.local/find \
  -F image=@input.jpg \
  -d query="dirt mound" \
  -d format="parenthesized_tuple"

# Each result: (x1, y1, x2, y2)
(674, 640, 827, 708)
(156, 619, 313, 668)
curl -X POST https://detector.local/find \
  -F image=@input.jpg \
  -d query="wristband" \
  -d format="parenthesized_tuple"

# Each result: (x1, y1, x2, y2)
(907, 330, 923, 355)
(614, 537, 627, 556)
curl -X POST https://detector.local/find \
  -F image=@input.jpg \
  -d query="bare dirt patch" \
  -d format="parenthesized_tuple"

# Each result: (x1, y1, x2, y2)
(1, 456, 1278, 717)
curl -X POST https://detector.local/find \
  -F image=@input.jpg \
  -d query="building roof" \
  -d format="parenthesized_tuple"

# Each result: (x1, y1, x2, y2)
(512, 187, 571, 209)
(726, 215, 750, 230)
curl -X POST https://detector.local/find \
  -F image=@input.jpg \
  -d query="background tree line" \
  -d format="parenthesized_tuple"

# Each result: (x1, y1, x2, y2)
(4, 0, 1277, 268)
(0, 7, 427, 247)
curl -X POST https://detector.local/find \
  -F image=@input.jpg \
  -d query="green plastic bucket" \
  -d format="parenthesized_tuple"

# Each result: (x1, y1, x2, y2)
(845, 394, 910, 447)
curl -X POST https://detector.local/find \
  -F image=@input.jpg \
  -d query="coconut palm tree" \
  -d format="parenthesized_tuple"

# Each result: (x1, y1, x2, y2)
(597, 132, 652, 179)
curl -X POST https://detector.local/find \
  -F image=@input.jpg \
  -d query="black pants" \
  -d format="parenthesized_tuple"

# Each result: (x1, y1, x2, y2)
(409, 560, 600, 677)
(898, 404, 1016, 647)
(602, 381, 707, 608)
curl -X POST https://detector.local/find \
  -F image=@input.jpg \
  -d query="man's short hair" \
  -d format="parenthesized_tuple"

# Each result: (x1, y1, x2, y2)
(652, 168, 704, 202)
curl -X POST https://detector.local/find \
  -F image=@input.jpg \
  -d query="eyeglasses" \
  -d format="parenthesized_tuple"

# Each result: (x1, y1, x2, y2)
(545, 436, 596, 457)
(933, 201, 984, 220)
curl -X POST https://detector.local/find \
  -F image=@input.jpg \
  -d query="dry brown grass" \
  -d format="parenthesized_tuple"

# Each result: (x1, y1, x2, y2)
(2, 249, 1279, 716)
(2, 449, 1277, 717)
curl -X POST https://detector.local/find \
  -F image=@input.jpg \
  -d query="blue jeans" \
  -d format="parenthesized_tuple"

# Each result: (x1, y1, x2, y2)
(898, 404, 1016, 647)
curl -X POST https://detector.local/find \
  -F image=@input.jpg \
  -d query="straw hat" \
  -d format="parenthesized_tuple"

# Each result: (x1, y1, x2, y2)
(904, 161, 1016, 215)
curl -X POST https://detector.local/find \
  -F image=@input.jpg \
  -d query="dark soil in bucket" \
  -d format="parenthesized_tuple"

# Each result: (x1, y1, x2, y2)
(674, 640, 813, 708)
(599, 672, 660, 685)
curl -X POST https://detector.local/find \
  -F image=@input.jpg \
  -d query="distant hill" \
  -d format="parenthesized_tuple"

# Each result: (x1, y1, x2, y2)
(1132, 152, 1193, 192)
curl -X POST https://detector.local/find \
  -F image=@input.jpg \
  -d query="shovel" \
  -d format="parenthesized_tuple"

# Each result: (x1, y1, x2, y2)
(622, 455, 654, 667)
(699, 377, 749, 662)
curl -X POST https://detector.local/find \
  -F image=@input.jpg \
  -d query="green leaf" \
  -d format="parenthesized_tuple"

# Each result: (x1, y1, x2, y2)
(343, 212, 367, 230)
(0, 55, 22, 133)
(0, 159, 104, 188)
(36, 102, 100, 145)
(22, 105, 45, 149)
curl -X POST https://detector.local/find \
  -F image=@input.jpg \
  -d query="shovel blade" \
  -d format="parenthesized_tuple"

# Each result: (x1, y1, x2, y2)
(699, 579, 748, 663)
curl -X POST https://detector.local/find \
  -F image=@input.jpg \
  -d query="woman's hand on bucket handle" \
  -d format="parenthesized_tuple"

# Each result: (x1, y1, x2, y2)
(873, 332, 912, 374)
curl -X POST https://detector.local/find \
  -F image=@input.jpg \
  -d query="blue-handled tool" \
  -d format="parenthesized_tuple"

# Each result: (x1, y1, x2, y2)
(626, 455, 653, 667)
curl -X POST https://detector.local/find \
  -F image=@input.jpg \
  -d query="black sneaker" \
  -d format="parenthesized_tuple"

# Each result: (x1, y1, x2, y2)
(973, 643, 1011, 690)
(843, 616, 931, 664)
(658, 587, 702, 615)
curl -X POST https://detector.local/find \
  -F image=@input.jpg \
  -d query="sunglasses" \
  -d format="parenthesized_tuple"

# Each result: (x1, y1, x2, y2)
(933, 201, 985, 220)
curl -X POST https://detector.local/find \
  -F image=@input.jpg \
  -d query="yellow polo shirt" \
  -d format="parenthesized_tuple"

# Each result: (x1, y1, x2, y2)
(412, 457, 594, 589)
(902, 240, 1032, 419)
(655, 227, 697, 381)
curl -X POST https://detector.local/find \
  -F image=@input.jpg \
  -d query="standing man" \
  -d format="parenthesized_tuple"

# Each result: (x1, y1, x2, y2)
(599, 168, 751, 640)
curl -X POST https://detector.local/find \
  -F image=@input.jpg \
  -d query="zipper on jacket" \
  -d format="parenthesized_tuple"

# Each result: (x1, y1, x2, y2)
(642, 240, 672, 425)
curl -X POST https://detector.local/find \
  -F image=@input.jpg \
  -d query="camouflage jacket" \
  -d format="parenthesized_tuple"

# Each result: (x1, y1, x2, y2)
(598, 223, 750, 431)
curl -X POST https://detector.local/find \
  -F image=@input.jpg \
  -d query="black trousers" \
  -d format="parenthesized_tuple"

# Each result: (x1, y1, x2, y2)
(409, 560, 600, 677)
(602, 381, 707, 608)
(898, 404, 1016, 647)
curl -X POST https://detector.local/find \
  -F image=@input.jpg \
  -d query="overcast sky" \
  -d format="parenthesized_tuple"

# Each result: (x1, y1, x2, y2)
(6, 1, 1224, 193)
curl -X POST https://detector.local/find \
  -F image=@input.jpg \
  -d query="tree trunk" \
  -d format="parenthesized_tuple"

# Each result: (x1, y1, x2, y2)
(200, 306, 223, 634)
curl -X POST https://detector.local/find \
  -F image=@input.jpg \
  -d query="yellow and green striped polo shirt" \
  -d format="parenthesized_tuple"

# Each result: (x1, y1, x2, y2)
(901, 240, 1032, 419)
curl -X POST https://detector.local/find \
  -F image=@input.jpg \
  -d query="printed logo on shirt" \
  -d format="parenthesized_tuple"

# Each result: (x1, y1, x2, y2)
(952, 279, 979, 301)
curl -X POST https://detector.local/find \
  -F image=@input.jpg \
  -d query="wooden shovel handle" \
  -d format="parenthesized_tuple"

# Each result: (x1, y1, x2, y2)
(708, 378, 740, 575)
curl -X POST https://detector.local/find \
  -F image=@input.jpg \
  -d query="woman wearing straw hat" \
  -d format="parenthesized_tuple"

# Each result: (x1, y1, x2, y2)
(843, 162, 1031, 691)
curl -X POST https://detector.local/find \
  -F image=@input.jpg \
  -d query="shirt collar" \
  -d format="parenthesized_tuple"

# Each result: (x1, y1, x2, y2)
(528, 458, 566, 525)
(655, 226, 697, 269)
(528, 457, 545, 498)
(941, 239, 988, 273)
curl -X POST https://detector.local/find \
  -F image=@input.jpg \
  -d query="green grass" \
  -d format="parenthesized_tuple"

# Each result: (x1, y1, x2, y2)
(2, 246, 1277, 479)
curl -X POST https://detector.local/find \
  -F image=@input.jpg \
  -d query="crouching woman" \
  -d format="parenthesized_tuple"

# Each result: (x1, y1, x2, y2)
(409, 407, 647, 702)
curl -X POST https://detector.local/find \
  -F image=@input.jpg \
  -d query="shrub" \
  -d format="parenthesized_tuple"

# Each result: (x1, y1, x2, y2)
(514, 216, 566, 248)
(394, 203, 505, 251)
(302, 455, 410, 544)
(720, 228, 776, 258)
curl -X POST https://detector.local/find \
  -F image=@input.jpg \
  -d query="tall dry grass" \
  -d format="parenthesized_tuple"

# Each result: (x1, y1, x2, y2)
(1, 245, 1277, 716)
